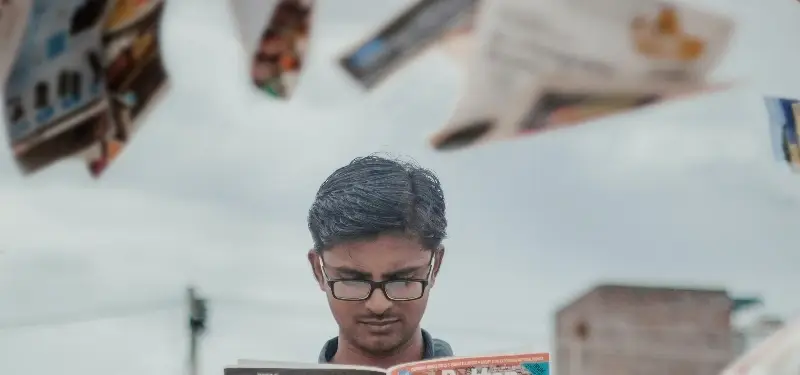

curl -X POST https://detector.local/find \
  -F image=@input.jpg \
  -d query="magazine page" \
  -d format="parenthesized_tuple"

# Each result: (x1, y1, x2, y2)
(763, 97, 800, 171)
(0, 0, 31, 85)
(337, 0, 480, 90)
(387, 352, 549, 375)
(83, 0, 170, 178)
(431, 73, 730, 150)
(226, 361, 385, 375)
(229, 0, 313, 99)
(3, 0, 169, 178)
(440, 0, 735, 151)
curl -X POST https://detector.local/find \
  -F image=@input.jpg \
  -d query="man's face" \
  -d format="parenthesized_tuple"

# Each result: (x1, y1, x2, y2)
(308, 234, 443, 356)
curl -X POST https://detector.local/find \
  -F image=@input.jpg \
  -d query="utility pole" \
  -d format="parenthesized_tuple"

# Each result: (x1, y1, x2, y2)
(187, 287, 208, 375)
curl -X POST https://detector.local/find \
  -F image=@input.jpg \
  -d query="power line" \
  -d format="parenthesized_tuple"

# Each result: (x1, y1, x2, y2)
(0, 300, 181, 332)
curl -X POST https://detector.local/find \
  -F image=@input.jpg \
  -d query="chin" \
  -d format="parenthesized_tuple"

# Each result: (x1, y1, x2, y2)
(355, 332, 406, 355)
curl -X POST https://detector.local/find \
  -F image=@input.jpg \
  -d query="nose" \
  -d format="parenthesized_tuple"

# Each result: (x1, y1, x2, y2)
(364, 287, 393, 315)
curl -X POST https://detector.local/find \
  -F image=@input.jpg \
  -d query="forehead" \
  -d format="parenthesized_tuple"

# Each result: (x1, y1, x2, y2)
(324, 233, 430, 271)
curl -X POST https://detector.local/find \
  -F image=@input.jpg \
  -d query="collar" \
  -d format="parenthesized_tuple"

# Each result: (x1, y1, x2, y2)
(318, 329, 452, 363)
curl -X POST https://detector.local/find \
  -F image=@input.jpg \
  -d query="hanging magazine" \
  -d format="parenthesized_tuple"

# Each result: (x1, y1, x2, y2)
(764, 96, 800, 172)
(229, 0, 313, 99)
(227, 352, 550, 375)
(428, 0, 736, 151)
(3, 0, 169, 178)
(337, 0, 480, 90)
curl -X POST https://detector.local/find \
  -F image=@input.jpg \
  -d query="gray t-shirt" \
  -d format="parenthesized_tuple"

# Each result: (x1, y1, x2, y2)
(318, 329, 453, 363)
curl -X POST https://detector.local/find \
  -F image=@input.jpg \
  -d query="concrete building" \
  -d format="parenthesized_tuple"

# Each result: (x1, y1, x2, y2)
(555, 284, 760, 375)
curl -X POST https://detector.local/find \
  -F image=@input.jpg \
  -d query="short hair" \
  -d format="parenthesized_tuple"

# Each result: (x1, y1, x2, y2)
(308, 154, 447, 252)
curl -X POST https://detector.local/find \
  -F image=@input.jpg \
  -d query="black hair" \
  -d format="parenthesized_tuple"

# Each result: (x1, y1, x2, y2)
(308, 154, 447, 252)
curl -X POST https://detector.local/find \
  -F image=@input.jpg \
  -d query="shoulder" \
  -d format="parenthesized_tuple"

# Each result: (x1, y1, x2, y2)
(422, 329, 455, 358)
(431, 337, 454, 358)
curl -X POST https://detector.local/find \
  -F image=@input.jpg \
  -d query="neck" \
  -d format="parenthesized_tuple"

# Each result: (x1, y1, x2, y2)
(332, 329, 425, 369)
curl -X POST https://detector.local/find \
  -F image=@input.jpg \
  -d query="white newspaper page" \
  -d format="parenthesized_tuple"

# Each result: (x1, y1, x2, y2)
(431, 0, 735, 151)
(435, 74, 727, 149)
(722, 317, 800, 375)
(3, 0, 170, 178)
(337, 0, 480, 90)
(226, 361, 385, 375)
(229, 0, 313, 99)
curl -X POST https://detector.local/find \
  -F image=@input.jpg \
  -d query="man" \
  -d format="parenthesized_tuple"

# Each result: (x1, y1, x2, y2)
(307, 155, 453, 368)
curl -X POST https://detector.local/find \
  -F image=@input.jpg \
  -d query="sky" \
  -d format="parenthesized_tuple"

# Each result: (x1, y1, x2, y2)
(1, 0, 800, 374)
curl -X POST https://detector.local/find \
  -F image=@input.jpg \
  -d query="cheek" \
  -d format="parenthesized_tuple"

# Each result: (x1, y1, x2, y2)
(327, 297, 359, 325)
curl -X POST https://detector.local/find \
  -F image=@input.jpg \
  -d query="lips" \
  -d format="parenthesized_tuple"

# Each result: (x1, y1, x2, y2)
(359, 319, 399, 333)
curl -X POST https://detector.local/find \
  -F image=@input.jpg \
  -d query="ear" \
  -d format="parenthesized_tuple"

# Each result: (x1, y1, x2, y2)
(307, 249, 326, 292)
(430, 247, 445, 286)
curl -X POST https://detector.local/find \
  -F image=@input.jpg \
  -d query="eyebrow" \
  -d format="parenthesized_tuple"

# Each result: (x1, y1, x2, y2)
(328, 264, 428, 279)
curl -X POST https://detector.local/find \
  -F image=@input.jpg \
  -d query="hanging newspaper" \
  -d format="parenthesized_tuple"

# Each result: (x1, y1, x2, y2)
(764, 96, 800, 172)
(227, 352, 550, 375)
(229, 0, 313, 99)
(3, 0, 170, 178)
(337, 0, 480, 90)
(428, 0, 736, 151)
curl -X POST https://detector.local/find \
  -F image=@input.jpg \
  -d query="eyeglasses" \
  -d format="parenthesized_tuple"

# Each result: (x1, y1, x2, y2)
(318, 254, 435, 302)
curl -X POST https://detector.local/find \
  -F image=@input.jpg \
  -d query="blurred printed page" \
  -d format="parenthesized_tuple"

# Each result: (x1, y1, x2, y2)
(230, 0, 313, 99)
(338, 0, 480, 90)
(431, 0, 735, 151)
(3, 0, 170, 178)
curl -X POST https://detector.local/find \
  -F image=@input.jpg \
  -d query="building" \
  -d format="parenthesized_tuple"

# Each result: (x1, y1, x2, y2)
(555, 284, 760, 375)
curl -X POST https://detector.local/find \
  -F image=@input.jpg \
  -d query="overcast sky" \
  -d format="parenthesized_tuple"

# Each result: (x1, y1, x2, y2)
(1, 0, 799, 374)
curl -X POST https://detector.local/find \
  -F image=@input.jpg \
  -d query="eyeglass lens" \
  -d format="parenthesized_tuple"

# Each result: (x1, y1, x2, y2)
(332, 280, 424, 300)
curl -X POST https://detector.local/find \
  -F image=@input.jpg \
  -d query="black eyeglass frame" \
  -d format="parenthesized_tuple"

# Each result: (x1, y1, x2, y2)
(318, 252, 437, 302)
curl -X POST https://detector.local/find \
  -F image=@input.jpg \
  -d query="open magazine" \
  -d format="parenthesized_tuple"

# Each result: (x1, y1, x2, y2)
(428, 0, 736, 151)
(2, 0, 169, 177)
(226, 352, 549, 375)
